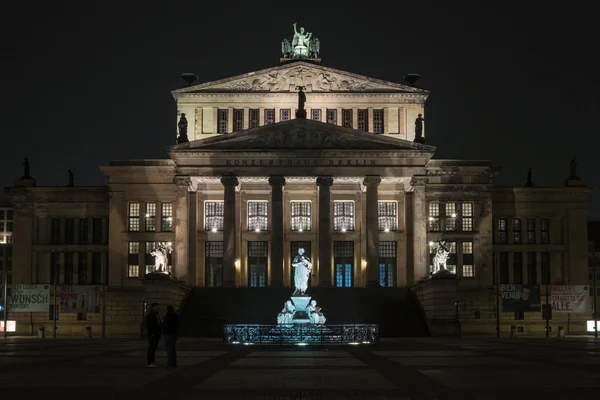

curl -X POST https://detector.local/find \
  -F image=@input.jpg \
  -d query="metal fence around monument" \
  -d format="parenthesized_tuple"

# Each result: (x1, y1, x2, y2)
(223, 324, 379, 344)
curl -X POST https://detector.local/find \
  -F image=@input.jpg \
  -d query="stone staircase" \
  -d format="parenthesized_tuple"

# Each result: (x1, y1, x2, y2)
(178, 287, 430, 338)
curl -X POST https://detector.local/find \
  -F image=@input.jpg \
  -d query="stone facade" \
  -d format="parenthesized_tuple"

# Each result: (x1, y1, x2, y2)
(3, 58, 593, 337)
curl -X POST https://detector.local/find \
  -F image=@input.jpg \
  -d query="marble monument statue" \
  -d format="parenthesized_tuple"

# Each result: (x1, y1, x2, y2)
(431, 241, 450, 275)
(277, 300, 296, 325)
(150, 242, 172, 274)
(291, 23, 312, 58)
(307, 300, 326, 324)
(292, 247, 312, 295)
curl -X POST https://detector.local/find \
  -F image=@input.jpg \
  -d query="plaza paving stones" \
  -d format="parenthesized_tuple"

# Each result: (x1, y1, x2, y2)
(0, 336, 599, 400)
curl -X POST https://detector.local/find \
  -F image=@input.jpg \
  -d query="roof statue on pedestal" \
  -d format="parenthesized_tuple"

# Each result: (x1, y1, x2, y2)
(281, 23, 320, 59)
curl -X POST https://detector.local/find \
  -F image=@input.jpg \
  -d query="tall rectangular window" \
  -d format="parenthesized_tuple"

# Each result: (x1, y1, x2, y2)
(264, 109, 275, 125)
(428, 202, 440, 231)
(128, 202, 140, 232)
(527, 252, 537, 284)
(357, 109, 368, 131)
(0, 208, 13, 245)
(51, 218, 61, 243)
(217, 109, 228, 133)
(512, 218, 522, 244)
(334, 241, 354, 287)
(373, 109, 384, 133)
(248, 241, 268, 287)
(91, 252, 102, 284)
(378, 201, 397, 231)
(379, 241, 396, 287)
(233, 109, 244, 132)
(326, 109, 337, 124)
(499, 252, 509, 283)
(64, 252, 74, 284)
(541, 218, 549, 244)
(249, 109, 259, 128)
(462, 202, 473, 232)
(445, 203, 457, 231)
(78, 252, 87, 284)
(161, 203, 173, 231)
(79, 218, 89, 244)
(50, 252, 60, 284)
(205, 242, 224, 287)
(248, 201, 268, 232)
(513, 252, 523, 284)
(462, 242, 474, 277)
(145, 202, 156, 232)
(280, 109, 291, 121)
(497, 218, 507, 243)
(527, 218, 536, 244)
(204, 201, 224, 231)
(92, 218, 103, 244)
(333, 201, 354, 232)
(128, 242, 139, 278)
(342, 109, 353, 128)
(291, 201, 311, 231)
(311, 109, 321, 121)
(541, 252, 551, 284)
(65, 219, 75, 244)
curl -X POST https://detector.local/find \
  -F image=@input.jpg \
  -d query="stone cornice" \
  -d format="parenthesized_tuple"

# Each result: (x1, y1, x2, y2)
(170, 150, 432, 158)
(175, 92, 427, 100)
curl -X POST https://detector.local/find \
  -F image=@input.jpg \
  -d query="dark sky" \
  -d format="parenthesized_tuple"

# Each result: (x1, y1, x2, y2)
(2, 2, 598, 217)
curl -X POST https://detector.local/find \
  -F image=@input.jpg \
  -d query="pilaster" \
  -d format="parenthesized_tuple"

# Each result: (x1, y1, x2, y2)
(411, 177, 429, 282)
(221, 175, 239, 287)
(269, 176, 286, 287)
(317, 176, 333, 287)
(174, 176, 191, 283)
(364, 175, 381, 287)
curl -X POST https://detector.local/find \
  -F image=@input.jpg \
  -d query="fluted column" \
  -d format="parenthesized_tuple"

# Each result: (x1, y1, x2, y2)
(411, 177, 429, 282)
(174, 176, 191, 282)
(364, 175, 382, 286)
(317, 176, 334, 287)
(221, 175, 239, 287)
(269, 176, 286, 287)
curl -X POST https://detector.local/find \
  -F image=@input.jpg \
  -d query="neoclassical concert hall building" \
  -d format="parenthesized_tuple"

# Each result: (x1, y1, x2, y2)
(6, 33, 593, 337)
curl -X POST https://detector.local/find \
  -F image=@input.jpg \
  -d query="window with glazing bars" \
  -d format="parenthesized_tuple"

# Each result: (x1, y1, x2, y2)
(128, 242, 139, 278)
(462, 242, 474, 277)
(65, 218, 75, 244)
(334, 241, 354, 287)
(128, 202, 140, 232)
(205, 241, 224, 287)
(233, 109, 244, 132)
(161, 203, 173, 231)
(499, 252, 509, 283)
(326, 109, 337, 124)
(249, 109, 259, 128)
(541, 218, 549, 244)
(379, 241, 396, 287)
(145, 202, 156, 231)
(205, 201, 224, 231)
(527, 252, 537, 283)
(357, 109, 368, 131)
(217, 109, 228, 133)
(378, 201, 397, 231)
(462, 202, 473, 231)
(445, 203, 457, 231)
(248, 241, 268, 287)
(527, 218, 536, 243)
(280, 109, 291, 121)
(333, 201, 354, 231)
(64, 252, 74, 284)
(92, 218, 103, 244)
(264, 109, 275, 125)
(373, 109, 383, 133)
(248, 201, 268, 231)
(541, 252, 551, 284)
(342, 109, 353, 128)
(497, 218, 507, 243)
(428, 203, 440, 231)
(78, 252, 87, 284)
(311, 109, 321, 121)
(513, 252, 523, 283)
(79, 218, 89, 244)
(291, 201, 311, 231)
(512, 218, 522, 244)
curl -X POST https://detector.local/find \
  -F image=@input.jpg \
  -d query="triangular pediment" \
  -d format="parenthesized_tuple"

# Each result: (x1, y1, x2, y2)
(172, 61, 428, 94)
(170, 118, 436, 152)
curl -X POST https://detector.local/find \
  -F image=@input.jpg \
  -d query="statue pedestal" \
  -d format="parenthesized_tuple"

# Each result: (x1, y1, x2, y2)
(293, 45, 308, 58)
(291, 296, 311, 324)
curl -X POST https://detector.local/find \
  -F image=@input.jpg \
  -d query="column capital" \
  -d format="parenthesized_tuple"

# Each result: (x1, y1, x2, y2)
(410, 176, 429, 187)
(220, 175, 239, 187)
(316, 176, 334, 187)
(268, 176, 286, 187)
(174, 176, 192, 188)
(363, 175, 381, 187)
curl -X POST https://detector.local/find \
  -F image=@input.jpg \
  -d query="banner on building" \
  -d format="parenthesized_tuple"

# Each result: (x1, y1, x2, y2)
(8, 284, 50, 312)
(60, 285, 101, 313)
(551, 285, 589, 313)
(500, 284, 541, 312)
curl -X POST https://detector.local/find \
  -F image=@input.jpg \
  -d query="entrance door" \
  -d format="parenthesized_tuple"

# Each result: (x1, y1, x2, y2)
(334, 241, 354, 287)
(205, 241, 223, 287)
(248, 241, 268, 287)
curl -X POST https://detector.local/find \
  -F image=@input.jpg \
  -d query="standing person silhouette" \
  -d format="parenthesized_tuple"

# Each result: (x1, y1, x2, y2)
(146, 303, 162, 367)
(162, 305, 179, 367)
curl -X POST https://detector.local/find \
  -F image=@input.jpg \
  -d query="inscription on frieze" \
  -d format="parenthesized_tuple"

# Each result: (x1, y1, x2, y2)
(225, 159, 377, 167)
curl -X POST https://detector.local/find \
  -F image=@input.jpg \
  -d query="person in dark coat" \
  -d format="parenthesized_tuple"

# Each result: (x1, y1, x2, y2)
(162, 305, 179, 367)
(146, 302, 162, 367)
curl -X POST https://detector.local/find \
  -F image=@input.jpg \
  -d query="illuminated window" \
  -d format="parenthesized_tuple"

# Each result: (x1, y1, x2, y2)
(145, 202, 156, 232)
(233, 109, 244, 132)
(248, 241, 268, 287)
(128, 202, 140, 232)
(497, 218, 507, 243)
(0, 208, 12, 245)
(128, 242, 139, 278)
(462, 242, 474, 278)
(462, 202, 473, 231)
(357, 109, 368, 131)
(204, 201, 224, 231)
(217, 109, 228, 133)
(311, 109, 321, 121)
(378, 201, 397, 231)
(541, 218, 549, 244)
(428, 202, 440, 231)
(205, 242, 223, 287)
(334, 241, 354, 287)
(527, 218, 536, 244)
(326, 109, 337, 124)
(373, 109, 383, 133)
(248, 201, 268, 231)
(264, 109, 275, 125)
(291, 201, 311, 231)
(280, 109, 291, 121)
(445, 203, 457, 231)
(333, 201, 354, 232)
(161, 203, 173, 232)
(379, 241, 396, 287)
(249, 109, 259, 128)
(342, 109, 353, 128)
(512, 218, 521, 244)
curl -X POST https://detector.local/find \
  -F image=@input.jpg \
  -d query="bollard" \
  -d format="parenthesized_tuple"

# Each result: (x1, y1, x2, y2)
(85, 326, 92, 338)
(38, 327, 45, 338)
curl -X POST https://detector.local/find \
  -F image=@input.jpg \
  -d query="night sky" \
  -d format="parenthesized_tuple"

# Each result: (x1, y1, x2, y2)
(2, 2, 598, 217)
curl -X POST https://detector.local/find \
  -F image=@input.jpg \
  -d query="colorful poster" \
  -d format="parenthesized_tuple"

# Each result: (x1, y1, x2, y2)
(500, 284, 541, 312)
(551, 285, 589, 313)
(8, 284, 50, 312)
(60, 285, 101, 313)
